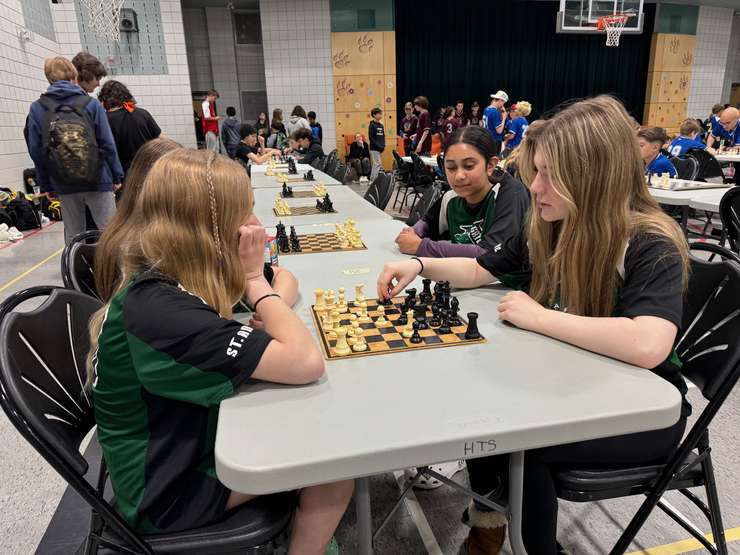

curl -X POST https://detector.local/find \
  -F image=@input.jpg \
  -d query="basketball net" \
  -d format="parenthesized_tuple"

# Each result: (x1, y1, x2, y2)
(598, 14, 631, 47)
(80, 0, 126, 42)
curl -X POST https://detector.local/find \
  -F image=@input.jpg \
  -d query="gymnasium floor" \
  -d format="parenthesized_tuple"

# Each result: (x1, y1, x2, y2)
(1, 195, 739, 554)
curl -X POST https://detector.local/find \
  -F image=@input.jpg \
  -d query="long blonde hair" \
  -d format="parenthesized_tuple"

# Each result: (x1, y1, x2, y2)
(87, 149, 254, 382)
(518, 95, 688, 317)
(95, 137, 182, 302)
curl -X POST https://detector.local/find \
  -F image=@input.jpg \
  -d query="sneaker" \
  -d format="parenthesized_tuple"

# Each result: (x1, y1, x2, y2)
(41, 215, 50, 225)
(0, 229, 9, 243)
(405, 460, 465, 489)
(359, 176, 369, 183)
(7, 227, 23, 241)
(461, 503, 507, 555)
(0, 223, 8, 233)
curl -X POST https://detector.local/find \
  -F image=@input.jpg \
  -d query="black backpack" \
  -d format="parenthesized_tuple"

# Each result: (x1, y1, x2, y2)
(5, 195, 41, 231)
(38, 94, 102, 188)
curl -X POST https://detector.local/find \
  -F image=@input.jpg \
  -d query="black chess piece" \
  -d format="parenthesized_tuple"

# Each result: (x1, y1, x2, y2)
(420, 278, 433, 303)
(397, 311, 408, 326)
(437, 309, 452, 334)
(316, 198, 324, 211)
(304, 170, 314, 181)
(288, 158, 297, 174)
(278, 235, 290, 253)
(281, 183, 291, 197)
(289, 225, 298, 239)
(322, 193, 334, 212)
(410, 321, 423, 344)
(290, 235, 302, 252)
(449, 297, 462, 326)
(430, 305, 441, 327)
(465, 312, 481, 340)
(416, 310, 429, 330)
(381, 296, 393, 306)
(276, 222, 286, 239)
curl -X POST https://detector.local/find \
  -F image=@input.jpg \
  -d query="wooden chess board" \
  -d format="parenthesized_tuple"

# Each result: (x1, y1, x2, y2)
(280, 190, 322, 198)
(281, 232, 366, 255)
(311, 296, 485, 360)
(278, 176, 312, 183)
(273, 205, 337, 216)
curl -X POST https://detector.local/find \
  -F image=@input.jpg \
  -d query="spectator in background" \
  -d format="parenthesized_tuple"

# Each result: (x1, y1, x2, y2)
(272, 108, 286, 134)
(400, 101, 418, 154)
(412, 96, 432, 155)
(71, 51, 107, 94)
(454, 100, 467, 126)
(235, 124, 282, 165)
(704, 103, 725, 140)
(291, 128, 324, 165)
(468, 101, 482, 127)
(483, 90, 508, 155)
(638, 127, 677, 177)
(221, 106, 242, 159)
(347, 133, 371, 182)
(432, 107, 447, 145)
(443, 106, 462, 145)
(502, 100, 531, 157)
(202, 89, 222, 152)
(266, 119, 288, 150)
(285, 105, 311, 136)
(708, 106, 739, 153)
(369, 107, 386, 181)
(25, 57, 123, 244)
(98, 80, 161, 172)
(308, 111, 323, 144)
(255, 111, 269, 139)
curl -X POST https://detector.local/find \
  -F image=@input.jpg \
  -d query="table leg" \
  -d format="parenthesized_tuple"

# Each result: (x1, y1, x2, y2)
(355, 477, 373, 555)
(508, 451, 528, 555)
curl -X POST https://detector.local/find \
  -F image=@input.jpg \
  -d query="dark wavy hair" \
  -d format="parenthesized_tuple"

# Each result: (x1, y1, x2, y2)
(98, 80, 135, 110)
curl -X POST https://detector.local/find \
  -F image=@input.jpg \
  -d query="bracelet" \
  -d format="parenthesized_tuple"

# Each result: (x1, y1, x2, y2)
(253, 293, 281, 311)
(411, 256, 424, 274)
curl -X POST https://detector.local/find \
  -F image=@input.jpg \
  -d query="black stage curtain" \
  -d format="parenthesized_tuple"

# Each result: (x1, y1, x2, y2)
(395, 0, 656, 124)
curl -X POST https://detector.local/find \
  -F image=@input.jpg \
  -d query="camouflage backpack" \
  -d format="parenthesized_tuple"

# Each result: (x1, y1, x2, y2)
(38, 95, 102, 188)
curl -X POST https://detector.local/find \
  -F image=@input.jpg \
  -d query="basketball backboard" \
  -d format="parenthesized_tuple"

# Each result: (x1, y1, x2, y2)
(557, 0, 644, 34)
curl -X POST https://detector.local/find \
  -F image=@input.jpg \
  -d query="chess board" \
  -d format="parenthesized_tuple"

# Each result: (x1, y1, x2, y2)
(278, 176, 312, 183)
(281, 232, 366, 255)
(273, 205, 337, 216)
(280, 189, 323, 198)
(311, 296, 485, 360)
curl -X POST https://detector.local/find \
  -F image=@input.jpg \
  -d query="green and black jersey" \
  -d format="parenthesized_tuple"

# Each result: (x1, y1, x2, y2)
(92, 270, 272, 533)
(477, 231, 691, 418)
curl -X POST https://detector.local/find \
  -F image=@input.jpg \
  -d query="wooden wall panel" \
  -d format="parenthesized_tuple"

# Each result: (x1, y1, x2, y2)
(331, 31, 384, 76)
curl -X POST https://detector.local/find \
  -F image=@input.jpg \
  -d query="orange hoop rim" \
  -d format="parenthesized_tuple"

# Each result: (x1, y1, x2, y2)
(597, 13, 633, 30)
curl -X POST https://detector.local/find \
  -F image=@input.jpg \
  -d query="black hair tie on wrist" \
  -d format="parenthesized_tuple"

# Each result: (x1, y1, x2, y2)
(411, 256, 424, 274)
(253, 293, 281, 311)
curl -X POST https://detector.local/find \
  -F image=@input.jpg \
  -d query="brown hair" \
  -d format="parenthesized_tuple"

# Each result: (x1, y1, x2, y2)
(712, 103, 724, 115)
(98, 80, 135, 110)
(637, 126, 668, 145)
(71, 52, 107, 83)
(413, 96, 429, 109)
(518, 95, 688, 317)
(95, 138, 182, 302)
(272, 108, 283, 121)
(44, 57, 77, 84)
(291, 105, 307, 118)
(679, 119, 701, 136)
(291, 128, 313, 141)
(207, 89, 220, 98)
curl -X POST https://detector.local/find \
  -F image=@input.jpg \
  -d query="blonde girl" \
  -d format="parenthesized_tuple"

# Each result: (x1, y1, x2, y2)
(377, 96, 689, 554)
(89, 149, 352, 554)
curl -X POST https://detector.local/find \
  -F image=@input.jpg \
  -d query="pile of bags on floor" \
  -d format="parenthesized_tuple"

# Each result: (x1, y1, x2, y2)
(0, 186, 57, 244)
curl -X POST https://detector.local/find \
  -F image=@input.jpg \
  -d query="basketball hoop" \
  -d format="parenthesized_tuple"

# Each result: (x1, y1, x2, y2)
(597, 13, 633, 47)
(80, 0, 126, 42)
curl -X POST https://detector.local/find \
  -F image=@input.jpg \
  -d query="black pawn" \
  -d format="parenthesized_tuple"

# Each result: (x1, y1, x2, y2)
(381, 296, 393, 306)
(430, 305, 441, 327)
(410, 321, 423, 344)
(437, 309, 452, 334)
(316, 199, 324, 211)
(290, 237, 301, 252)
(397, 311, 408, 326)
(449, 297, 462, 326)
(465, 312, 481, 340)
(414, 305, 429, 330)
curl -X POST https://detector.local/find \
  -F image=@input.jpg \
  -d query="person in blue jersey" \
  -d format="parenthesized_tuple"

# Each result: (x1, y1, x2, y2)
(668, 119, 706, 157)
(704, 104, 725, 147)
(710, 107, 740, 151)
(502, 101, 531, 157)
(482, 90, 508, 155)
(638, 127, 677, 177)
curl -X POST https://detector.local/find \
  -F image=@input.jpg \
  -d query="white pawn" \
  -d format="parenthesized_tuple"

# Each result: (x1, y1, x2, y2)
(352, 327, 367, 352)
(402, 310, 414, 338)
(355, 284, 366, 308)
(376, 305, 388, 326)
(337, 287, 347, 311)
(358, 305, 372, 323)
(314, 288, 325, 308)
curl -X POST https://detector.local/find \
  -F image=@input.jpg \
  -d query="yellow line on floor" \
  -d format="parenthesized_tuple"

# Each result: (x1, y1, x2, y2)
(0, 247, 63, 293)
(626, 525, 740, 554)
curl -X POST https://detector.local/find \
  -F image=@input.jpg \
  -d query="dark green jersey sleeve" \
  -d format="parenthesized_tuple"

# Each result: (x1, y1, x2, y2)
(122, 276, 272, 407)
(476, 229, 532, 290)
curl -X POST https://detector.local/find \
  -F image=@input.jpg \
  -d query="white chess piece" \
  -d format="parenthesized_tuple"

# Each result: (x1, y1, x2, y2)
(333, 326, 351, 356)
(352, 327, 367, 352)
(376, 306, 388, 326)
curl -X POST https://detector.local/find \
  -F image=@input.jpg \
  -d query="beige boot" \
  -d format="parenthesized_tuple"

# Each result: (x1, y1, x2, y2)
(462, 503, 507, 555)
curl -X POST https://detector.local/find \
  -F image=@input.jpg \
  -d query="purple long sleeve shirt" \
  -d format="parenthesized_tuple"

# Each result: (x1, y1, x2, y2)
(412, 220, 487, 258)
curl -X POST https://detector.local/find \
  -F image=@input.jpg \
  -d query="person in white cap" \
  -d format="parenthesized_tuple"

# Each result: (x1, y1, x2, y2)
(482, 90, 509, 155)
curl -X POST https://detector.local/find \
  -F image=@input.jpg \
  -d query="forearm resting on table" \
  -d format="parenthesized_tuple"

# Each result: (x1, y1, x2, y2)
(246, 277, 324, 382)
(418, 257, 495, 289)
(533, 311, 677, 369)
(270, 267, 299, 306)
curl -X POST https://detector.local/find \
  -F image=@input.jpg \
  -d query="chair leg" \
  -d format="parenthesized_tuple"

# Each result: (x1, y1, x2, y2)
(392, 184, 404, 209)
(656, 498, 718, 554)
(702, 451, 728, 554)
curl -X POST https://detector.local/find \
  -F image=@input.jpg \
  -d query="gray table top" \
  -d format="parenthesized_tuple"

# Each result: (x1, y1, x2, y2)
(253, 186, 393, 228)
(688, 187, 730, 212)
(648, 183, 731, 210)
(250, 168, 342, 189)
(216, 217, 682, 494)
(715, 152, 740, 163)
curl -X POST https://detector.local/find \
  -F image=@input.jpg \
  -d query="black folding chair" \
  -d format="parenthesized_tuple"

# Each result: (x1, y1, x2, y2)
(363, 172, 394, 210)
(405, 180, 444, 226)
(671, 156, 699, 181)
(310, 156, 326, 171)
(333, 161, 350, 184)
(718, 186, 740, 254)
(324, 157, 339, 180)
(61, 230, 101, 301)
(0, 286, 295, 554)
(687, 148, 726, 183)
(555, 242, 740, 555)
(391, 151, 414, 210)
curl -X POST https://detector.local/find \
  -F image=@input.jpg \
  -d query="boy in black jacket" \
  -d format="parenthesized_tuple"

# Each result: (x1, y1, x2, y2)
(368, 107, 385, 181)
(291, 128, 325, 165)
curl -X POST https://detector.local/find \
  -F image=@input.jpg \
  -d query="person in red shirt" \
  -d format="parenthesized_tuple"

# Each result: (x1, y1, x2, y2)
(443, 107, 462, 145)
(412, 96, 433, 155)
(454, 100, 468, 127)
(201, 89, 221, 152)
(400, 101, 418, 155)
(468, 101, 482, 127)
